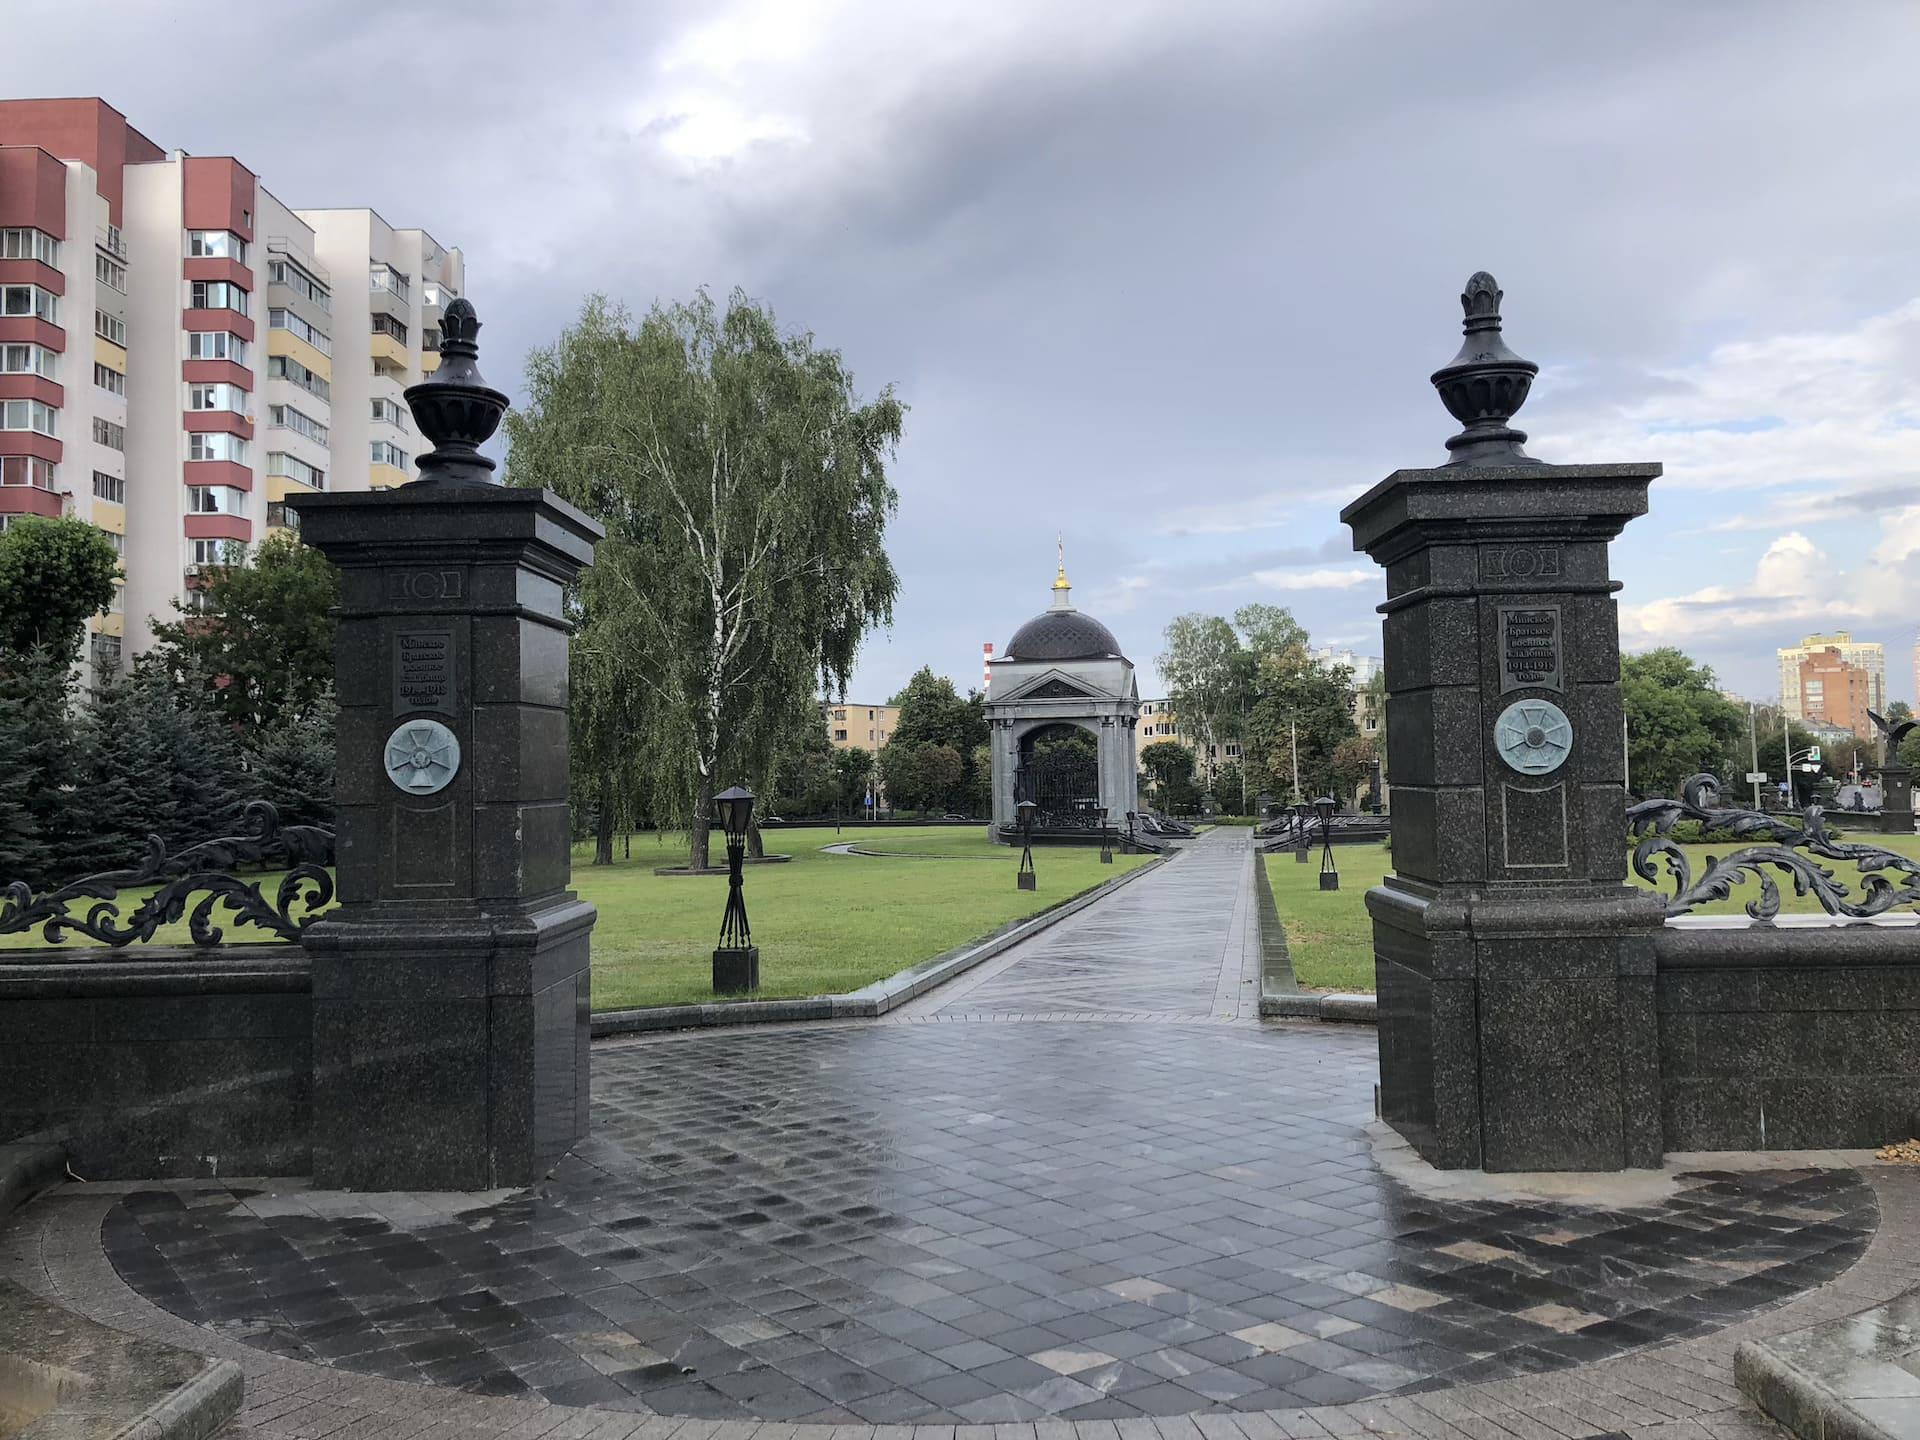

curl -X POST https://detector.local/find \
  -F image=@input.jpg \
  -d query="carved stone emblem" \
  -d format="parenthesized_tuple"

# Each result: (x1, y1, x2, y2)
(385, 719, 461, 795)
(1494, 699, 1573, 776)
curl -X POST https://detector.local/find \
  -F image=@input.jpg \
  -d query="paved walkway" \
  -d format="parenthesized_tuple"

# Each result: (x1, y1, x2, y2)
(4, 830, 1916, 1440)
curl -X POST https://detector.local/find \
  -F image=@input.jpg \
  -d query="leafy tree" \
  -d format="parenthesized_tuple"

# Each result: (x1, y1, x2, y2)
(965, 742, 992, 818)
(1620, 649, 1745, 798)
(915, 743, 965, 811)
(834, 746, 874, 814)
(877, 740, 925, 812)
(1245, 653, 1358, 801)
(148, 531, 338, 732)
(1139, 739, 1197, 811)
(0, 517, 119, 666)
(1158, 614, 1244, 783)
(504, 290, 902, 869)
(1213, 760, 1246, 814)
(886, 666, 989, 810)
(1331, 735, 1377, 804)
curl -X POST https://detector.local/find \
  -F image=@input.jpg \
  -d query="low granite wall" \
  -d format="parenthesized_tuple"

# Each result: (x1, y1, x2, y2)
(1656, 920, 1920, 1152)
(0, 948, 312, 1179)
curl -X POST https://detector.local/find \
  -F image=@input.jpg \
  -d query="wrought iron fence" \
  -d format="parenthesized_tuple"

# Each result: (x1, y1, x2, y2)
(0, 801, 335, 950)
(1627, 773, 1920, 921)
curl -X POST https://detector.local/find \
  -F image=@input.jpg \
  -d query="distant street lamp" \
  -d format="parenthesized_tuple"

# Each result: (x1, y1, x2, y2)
(712, 785, 759, 993)
(1294, 799, 1312, 865)
(1316, 795, 1339, 892)
(1098, 805, 1113, 864)
(1016, 797, 1038, 891)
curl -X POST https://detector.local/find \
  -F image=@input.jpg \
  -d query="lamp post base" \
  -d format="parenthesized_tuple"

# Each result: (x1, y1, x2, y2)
(712, 946, 760, 994)
(1017, 872, 1037, 891)
(1295, 845, 1309, 863)
(1319, 873, 1340, 891)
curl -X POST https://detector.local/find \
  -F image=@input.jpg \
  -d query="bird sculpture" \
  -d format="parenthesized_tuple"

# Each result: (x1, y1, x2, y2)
(1868, 708, 1916, 761)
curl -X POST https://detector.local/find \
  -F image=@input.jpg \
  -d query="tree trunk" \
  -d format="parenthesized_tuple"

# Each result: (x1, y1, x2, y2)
(747, 822, 764, 860)
(593, 775, 615, 866)
(690, 770, 715, 871)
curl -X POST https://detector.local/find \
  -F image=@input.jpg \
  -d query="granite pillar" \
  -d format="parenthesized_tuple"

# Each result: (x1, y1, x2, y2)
(1876, 760, 1913, 835)
(1342, 273, 1668, 1171)
(290, 300, 603, 1191)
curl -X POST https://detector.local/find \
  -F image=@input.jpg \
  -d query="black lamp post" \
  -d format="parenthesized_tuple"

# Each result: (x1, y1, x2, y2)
(1315, 795, 1339, 891)
(1098, 805, 1113, 864)
(1294, 799, 1312, 864)
(713, 785, 759, 993)
(1016, 798, 1038, 891)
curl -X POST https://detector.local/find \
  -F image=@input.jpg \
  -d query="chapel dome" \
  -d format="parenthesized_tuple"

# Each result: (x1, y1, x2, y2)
(1002, 548, 1126, 662)
(1005, 609, 1124, 662)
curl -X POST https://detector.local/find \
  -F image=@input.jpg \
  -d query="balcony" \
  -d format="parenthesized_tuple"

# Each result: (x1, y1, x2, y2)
(96, 225, 127, 261)
(370, 330, 409, 375)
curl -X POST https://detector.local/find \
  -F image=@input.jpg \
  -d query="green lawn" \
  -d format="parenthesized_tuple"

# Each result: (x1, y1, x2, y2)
(1268, 830, 1920, 992)
(579, 826, 1152, 1008)
(1, 827, 1152, 1011)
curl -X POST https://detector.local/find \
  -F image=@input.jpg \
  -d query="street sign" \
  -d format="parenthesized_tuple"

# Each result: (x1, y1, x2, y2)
(1808, 746, 1822, 763)
(1745, 772, 1768, 783)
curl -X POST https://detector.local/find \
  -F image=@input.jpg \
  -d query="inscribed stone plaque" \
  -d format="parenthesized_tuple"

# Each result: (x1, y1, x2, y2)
(1498, 604, 1562, 693)
(393, 629, 455, 715)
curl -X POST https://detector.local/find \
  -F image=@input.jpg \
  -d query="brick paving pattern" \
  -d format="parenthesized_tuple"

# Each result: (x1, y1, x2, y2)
(7, 830, 1915, 1438)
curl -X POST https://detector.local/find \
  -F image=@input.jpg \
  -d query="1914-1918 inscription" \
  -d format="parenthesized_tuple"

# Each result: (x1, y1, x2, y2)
(393, 629, 455, 715)
(1498, 605, 1562, 693)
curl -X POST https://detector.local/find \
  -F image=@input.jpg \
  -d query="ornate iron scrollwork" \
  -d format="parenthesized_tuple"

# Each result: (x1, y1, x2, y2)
(0, 801, 335, 950)
(1626, 773, 1920, 921)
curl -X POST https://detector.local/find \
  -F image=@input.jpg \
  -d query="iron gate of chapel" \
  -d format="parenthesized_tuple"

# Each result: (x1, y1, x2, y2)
(1019, 740, 1101, 829)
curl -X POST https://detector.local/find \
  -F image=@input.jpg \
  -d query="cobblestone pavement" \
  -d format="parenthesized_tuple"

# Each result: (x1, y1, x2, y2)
(6, 830, 1917, 1440)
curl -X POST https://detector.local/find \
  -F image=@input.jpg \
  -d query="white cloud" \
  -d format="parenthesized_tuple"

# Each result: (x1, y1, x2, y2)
(1249, 567, 1376, 592)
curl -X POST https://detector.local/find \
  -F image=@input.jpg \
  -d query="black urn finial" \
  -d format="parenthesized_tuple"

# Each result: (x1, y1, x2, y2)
(1429, 271, 1542, 467)
(404, 297, 508, 486)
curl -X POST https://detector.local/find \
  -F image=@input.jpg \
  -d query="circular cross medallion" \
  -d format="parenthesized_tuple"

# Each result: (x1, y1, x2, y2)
(1494, 698, 1573, 776)
(384, 719, 461, 795)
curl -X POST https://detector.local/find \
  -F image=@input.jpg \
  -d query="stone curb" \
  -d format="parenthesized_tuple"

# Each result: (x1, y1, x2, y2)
(1260, 990, 1380, 1021)
(0, 1140, 65, 1223)
(115, 1358, 246, 1440)
(592, 853, 1169, 1037)
(1735, 1302, 1920, 1439)
(1251, 852, 1380, 1022)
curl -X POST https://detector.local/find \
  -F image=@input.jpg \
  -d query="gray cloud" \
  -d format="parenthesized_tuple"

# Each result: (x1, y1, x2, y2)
(18, 0, 1920, 698)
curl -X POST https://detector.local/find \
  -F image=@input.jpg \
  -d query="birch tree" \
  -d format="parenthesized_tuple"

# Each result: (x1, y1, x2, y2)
(504, 292, 902, 869)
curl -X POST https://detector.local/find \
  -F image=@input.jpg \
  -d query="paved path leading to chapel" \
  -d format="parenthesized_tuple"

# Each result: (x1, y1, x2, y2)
(5, 828, 1916, 1440)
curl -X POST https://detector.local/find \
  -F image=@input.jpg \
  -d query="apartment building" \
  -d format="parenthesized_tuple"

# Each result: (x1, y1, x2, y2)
(1796, 646, 1875, 739)
(0, 97, 461, 676)
(824, 701, 898, 751)
(1778, 631, 1884, 724)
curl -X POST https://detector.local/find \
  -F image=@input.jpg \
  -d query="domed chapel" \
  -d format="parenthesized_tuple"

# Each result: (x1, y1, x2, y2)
(983, 547, 1141, 841)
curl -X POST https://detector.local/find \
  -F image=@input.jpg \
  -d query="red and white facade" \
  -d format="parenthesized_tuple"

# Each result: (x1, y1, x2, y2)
(0, 98, 462, 679)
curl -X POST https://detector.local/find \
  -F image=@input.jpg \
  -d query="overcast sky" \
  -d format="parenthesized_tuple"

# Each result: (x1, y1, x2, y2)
(13, 1, 1920, 703)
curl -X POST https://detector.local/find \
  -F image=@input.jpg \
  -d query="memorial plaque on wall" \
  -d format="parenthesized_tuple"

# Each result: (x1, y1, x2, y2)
(1497, 605, 1562, 693)
(393, 629, 455, 715)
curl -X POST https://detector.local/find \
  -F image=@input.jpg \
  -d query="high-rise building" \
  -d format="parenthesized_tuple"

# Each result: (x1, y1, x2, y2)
(0, 97, 460, 678)
(1777, 631, 1884, 722)
(1796, 646, 1874, 738)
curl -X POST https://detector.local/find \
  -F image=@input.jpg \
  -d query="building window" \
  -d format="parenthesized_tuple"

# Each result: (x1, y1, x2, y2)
(422, 327, 441, 353)
(107, 580, 124, 613)
(1, 455, 56, 489)
(370, 440, 409, 469)
(834, 729, 847, 741)
(268, 354, 330, 402)
(189, 280, 250, 316)
(187, 230, 248, 264)
(189, 537, 231, 567)
(267, 451, 325, 490)
(269, 307, 332, 356)
(187, 331, 249, 365)
(188, 484, 245, 515)
(93, 362, 126, 396)
(95, 310, 127, 346)
(100, 528, 125, 556)
(370, 396, 409, 429)
(370, 312, 409, 345)
(188, 382, 249, 414)
(89, 417, 126, 449)
(188, 431, 247, 463)
(267, 258, 331, 313)
(423, 280, 457, 308)
(0, 227, 59, 266)
(90, 633, 122, 671)
(1, 398, 58, 436)
(269, 403, 329, 446)
(92, 470, 125, 504)
(95, 252, 128, 292)
(370, 264, 410, 302)
(265, 500, 300, 530)
(0, 342, 56, 379)
(2, 284, 58, 323)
